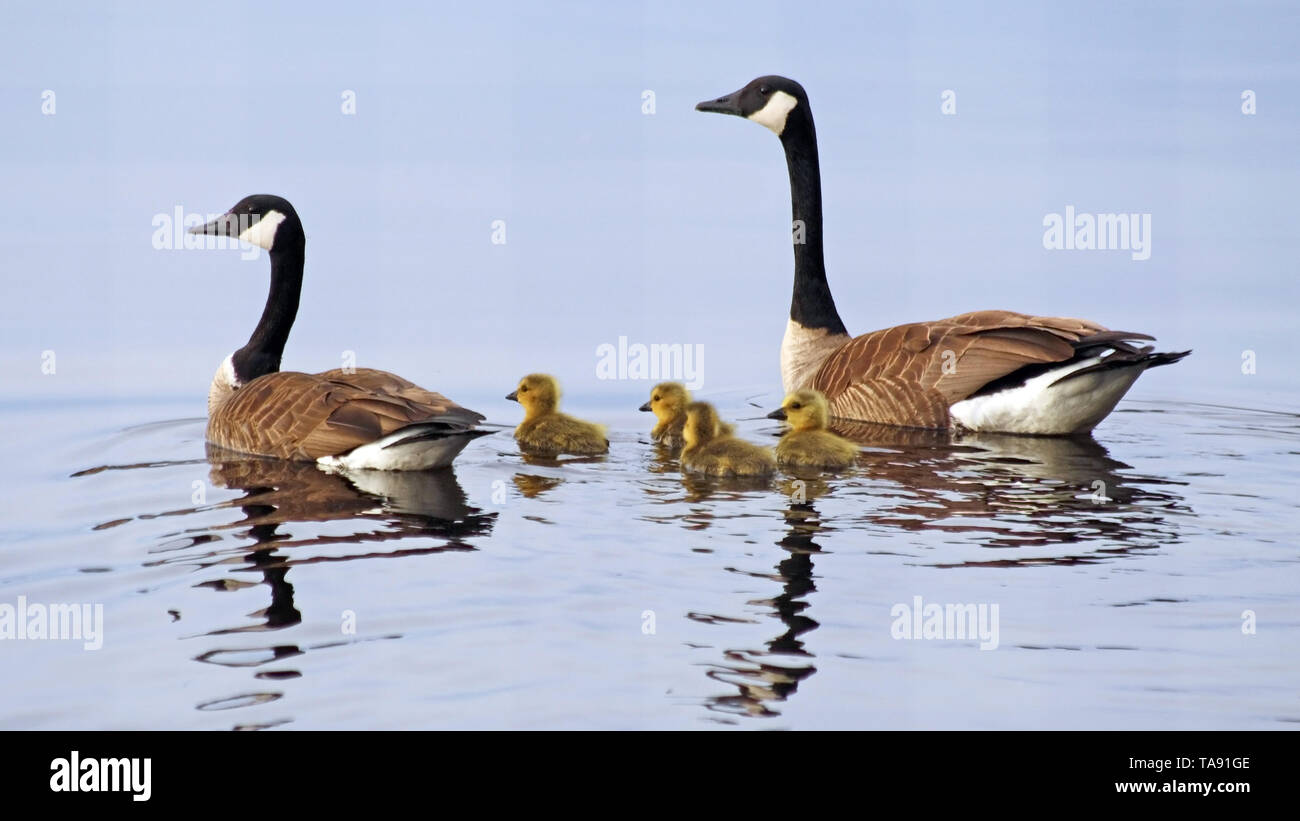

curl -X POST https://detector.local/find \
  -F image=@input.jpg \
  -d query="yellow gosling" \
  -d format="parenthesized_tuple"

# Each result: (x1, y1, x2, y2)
(640, 381, 691, 446)
(507, 374, 608, 456)
(767, 389, 859, 470)
(681, 401, 775, 477)
(640, 382, 734, 446)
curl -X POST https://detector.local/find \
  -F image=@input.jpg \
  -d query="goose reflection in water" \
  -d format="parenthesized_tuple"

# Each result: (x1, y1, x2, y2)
(702, 487, 828, 720)
(185, 447, 496, 624)
(175, 447, 496, 566)
(664, 417, 1188, 557)
(665, 423, 1191, 720)
(828, 421, 1191, 562)
(155, 448, 496, 724)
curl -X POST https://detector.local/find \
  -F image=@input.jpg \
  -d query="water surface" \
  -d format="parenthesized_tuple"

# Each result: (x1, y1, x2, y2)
(2, 391, 1295, 729)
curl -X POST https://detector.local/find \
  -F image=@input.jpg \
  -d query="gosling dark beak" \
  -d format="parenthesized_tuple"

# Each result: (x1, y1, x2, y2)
(638, 402, 652, 412)
(766, 407, 787, 421)
(695, 89, 745, 116)
(506, 391, 519, 402)
(189, 211, 244, 237)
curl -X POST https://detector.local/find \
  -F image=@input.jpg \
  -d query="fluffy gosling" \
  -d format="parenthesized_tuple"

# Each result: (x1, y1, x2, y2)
(767, 389, 859, 470)
(680, 401, 775, 477)
(507, 374, 609, 455)
(640, 382, 734, 446)
(640, 381, 691, 445)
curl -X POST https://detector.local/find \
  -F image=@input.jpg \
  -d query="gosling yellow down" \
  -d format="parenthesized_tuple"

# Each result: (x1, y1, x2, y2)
(507, 374, 609, 456)
(681, 401, 775, 477)
(639, 382, 731, 446)
(767, 389, 859, 470)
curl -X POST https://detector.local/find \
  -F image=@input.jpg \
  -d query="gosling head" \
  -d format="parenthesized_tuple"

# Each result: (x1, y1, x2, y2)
(767, 389, 830, 432)
(696, 75, 811, 138)
(189, 194, 305, 254)
(683, 401, 722, 449)
(639, 382, 691, 421)
(507, 373, 560, 414)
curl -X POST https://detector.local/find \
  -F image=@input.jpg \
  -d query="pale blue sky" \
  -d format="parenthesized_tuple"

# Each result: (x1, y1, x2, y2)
(2, 1, 1297, 413)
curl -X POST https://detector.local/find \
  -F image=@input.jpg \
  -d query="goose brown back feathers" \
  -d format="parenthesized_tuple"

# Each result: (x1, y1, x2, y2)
(208, 368, 483, 461)
(810, 310, 1150, 428)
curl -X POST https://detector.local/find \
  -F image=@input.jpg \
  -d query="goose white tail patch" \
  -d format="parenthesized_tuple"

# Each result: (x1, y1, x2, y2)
(318, 428, 483, 471)
(748, 90, 799, 135)
(949, 356, 1144, 435)
(238, 209, 286, 251)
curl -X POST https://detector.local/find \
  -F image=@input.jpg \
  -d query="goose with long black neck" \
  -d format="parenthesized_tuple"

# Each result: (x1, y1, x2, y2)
(697, 76, 1188, 435)
(192, 194, 490, 469)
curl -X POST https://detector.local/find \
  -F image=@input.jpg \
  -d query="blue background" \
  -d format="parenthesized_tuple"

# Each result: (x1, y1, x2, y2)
(2, 0, 1295, 411)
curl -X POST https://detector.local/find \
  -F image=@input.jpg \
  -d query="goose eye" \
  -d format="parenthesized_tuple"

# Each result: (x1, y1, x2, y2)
(652, 395, 659, 402)
(520, 386, 528, 392)
(791, 403, 801, 409)
(759, 85, 771, 95)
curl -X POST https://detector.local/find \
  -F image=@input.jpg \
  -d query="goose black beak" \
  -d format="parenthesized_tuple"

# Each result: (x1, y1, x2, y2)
(766, 408, 787, 421)
(505, 391, 519, 402)
(696, 91, 744, 116)
(638, 401, 652, 412)
(189, 211, 242, 237)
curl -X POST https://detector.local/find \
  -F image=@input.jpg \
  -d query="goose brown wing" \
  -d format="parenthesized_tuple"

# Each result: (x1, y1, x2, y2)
(208, 370, 481, 461)
(811, 311, 1145, 428)
(314, 368, 485, 425)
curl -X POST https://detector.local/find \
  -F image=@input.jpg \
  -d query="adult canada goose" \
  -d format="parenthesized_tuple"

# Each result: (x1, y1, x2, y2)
(681, 402, 776, 477)
(190, 194, 490, 470)
(507, 374, 609, 455)
(767, 389, 860, 470)
(697, 77, 1189, 435)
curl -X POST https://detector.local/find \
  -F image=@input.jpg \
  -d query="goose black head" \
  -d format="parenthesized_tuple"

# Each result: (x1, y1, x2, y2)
(696, 75, 810, 137)
(190, 194, 305, 254)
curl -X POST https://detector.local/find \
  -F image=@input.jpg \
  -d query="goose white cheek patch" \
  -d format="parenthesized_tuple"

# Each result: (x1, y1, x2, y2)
(238, 209, 286, 250)
(748, 90, 799, 135)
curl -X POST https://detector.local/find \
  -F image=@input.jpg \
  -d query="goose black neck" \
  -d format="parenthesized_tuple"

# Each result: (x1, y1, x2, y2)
(233, 244, 303, 383)
(780, 115, 847, 336)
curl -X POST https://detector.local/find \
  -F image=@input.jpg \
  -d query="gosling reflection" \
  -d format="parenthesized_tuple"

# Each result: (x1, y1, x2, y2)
(513, 473, 564, 498)
(778, 472, 837, 502)
(704, 495, 826, 719)
(643, 442, 681, 475)
(679, 472, 774, 504)
(517, 452, 606, 468)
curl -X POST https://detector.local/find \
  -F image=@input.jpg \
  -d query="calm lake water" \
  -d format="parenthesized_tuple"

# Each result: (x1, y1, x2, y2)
(3, 0, 1298, 733)
(2, 386, 1296, 729)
